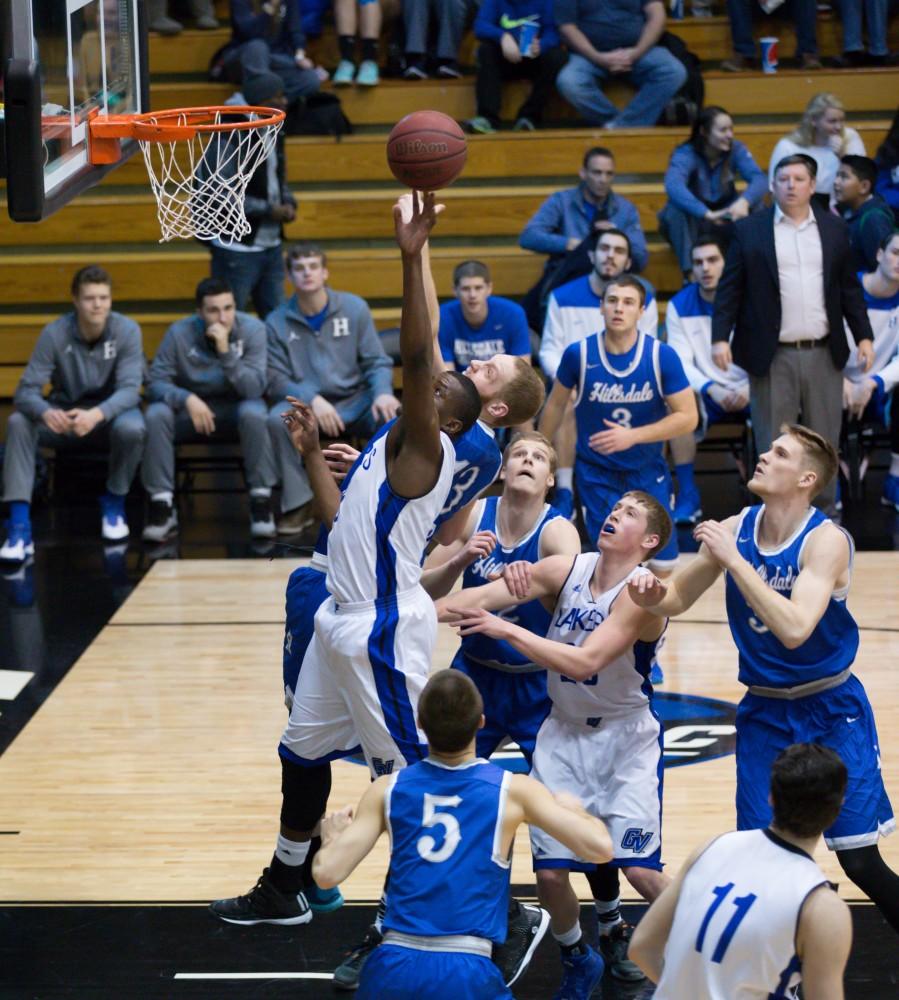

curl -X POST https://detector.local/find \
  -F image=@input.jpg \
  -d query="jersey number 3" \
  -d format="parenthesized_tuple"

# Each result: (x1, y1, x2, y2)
(417, 793, 462, 863)
(695, 882, 758, 963)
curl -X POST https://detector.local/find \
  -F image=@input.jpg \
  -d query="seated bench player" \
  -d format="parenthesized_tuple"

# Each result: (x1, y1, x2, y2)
(1, 265, 145, 561)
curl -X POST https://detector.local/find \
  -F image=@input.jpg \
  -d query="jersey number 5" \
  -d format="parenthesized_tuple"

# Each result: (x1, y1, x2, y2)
(417, 793, 462, 863)
(695, 882, 758, 963)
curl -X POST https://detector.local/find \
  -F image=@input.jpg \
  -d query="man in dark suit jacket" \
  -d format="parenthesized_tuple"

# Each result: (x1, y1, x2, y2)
(711, 153, 874, 513)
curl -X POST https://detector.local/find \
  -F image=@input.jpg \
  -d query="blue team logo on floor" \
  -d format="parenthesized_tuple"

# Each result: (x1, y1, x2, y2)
(345, 692, 737, 773)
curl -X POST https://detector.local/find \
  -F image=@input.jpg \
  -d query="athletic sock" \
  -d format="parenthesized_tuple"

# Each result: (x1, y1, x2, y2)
(249, 487, 271, 498)
(151, 491, 174, 505)
(553, 922, 584, 955)
(595, 896, 623, 936)
(890, 453, 899, 478)
(338, 34, 356, 62)
(675, 462, 696, 493)
(361, 38, 378, 62)
(269, 835, 310, 893)
(9, 501, 31, 528)
(556, 467, 573, 492)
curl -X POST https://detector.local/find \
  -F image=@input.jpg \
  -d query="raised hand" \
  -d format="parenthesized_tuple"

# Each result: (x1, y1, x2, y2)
(281, 396, 321, 456)
(627, 571, 668, 607)
(693, 518, 740, 570)
(393, 190, 442, 257)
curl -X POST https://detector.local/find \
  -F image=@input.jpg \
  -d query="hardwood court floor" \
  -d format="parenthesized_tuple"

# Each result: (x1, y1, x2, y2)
(1, 554, 897, 908)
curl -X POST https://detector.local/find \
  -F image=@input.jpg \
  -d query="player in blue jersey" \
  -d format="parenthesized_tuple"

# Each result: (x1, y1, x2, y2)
(312, 669, 614, 1000)
(539, 274, 697, 572)
(437, 260, 531, 373)
(439, 490, 675, 990)
(666, 237, 750, 525)
(842, 232, 899, 511)
(631, 423, 899, 936)
(424, 431, 581, 765)
(630, 743, 852, 998)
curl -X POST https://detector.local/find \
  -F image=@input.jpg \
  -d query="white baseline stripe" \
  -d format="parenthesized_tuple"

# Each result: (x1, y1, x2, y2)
(174, 972, 333, 980)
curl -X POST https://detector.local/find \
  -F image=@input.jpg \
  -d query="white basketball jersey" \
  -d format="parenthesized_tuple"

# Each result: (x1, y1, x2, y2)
(544, 553, 659, 718)
(326, 429, 455, 605)
(654, 829, 829, 1000)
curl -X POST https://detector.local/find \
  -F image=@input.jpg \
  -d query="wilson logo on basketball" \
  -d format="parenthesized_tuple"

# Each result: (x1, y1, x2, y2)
(393, 140, 450, 155)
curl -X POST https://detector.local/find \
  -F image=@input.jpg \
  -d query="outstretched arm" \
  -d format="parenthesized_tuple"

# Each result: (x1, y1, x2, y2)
(436, 554, 572, 620)
(696, 520, 850, 649)
(281, 397, 341, 527)
(312, 777, 389, 889)
(452, 586, 663, 682)
(628, 544, 725, 617)
(537, 378, 571, 442)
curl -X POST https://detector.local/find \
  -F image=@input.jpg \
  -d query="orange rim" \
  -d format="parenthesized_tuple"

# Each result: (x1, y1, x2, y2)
(89, 105, 286, 143)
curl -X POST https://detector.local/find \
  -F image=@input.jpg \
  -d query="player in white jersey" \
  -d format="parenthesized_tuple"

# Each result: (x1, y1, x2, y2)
(842, 231, 899, 511)
(438, 490, 674, 995)
(630, 742, 852, 999)
(666, 236, 750, 525)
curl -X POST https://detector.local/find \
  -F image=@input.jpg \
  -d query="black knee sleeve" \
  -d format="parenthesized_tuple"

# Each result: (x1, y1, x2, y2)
(586, 863, 621, 902)
(837, 845, 899, 934)
(280, 757, 332, 832)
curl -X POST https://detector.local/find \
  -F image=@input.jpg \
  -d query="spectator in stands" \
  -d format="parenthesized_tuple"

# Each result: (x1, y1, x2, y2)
(768, 93, 866, 203)
(439, 261, 532, 371)
(711, 153, 875, 515)
(539, 228, 658, 519)
(666, 236, 749, 525)
(658, 105, 768, 278)
(141, 278, 275, 542)
(519, 145, 648, 329)
(721, 0, 820, 71)
(332, 0, 383, 87)
(462, 0, 567, 134)
(265, 242, 400, 534)
(540, 228, 658, 379)
(221, 0, 323, 105)
(842, 231, 899, 510)
(402, 0, 477, 79)
(554, 0, 686, 129)
(874, 107, 899, 224)
(148, 0, 218, 34)
(1, 266, 145, 562)
(832, 0, 894, 67)
(833, 155, 897, 273)
(209, 73, 295, 320)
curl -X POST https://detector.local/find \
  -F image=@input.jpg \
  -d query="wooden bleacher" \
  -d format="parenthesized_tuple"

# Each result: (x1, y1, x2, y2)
(1, 9, 897, 413)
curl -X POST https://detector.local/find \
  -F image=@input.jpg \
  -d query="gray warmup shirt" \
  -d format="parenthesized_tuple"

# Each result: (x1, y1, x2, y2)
(146, 312, 267, 408)
(266, 290, 394, 403)
(14, 311, 143, 421)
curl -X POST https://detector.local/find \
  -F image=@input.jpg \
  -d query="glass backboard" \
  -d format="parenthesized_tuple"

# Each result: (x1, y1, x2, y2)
(3, 0, 148, 220)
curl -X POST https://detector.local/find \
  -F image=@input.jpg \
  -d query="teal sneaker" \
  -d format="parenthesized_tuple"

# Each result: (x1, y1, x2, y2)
(355, 60, 380, 86)
(306, 882, 344, 913)
(463, 116, 496, 135)
(332, 59, 356, 86)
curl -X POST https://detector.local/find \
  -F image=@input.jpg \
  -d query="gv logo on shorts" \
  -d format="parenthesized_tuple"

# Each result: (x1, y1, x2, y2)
(621, 828, 654, 853)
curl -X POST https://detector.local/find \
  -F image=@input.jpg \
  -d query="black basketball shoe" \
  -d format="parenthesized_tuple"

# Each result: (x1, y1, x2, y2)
(332, 923, 383, 990)
(598, 921, 646, 981)
(493, 899, 550, 986)
(208, 867, 312, 926)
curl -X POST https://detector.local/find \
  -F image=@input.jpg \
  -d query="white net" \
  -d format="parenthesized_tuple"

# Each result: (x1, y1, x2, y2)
(137, 110, 284, 243)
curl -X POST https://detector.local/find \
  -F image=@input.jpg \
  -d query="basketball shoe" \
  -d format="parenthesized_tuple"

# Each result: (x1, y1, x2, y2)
(333, 923, 382, 990)
(554, 944, 605, 1000)
(208, 868, 312, 926)
(493, 900, 550, 986)
(598, 922, 645, 981)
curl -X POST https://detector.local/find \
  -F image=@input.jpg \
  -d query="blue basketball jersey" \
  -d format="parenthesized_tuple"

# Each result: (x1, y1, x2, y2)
(460, 497, 561, 671)
(434, 420, 502, 530)
(383, 758, 512, 944)
(726, 506, 859, 689)
(556, 331, 688, 474)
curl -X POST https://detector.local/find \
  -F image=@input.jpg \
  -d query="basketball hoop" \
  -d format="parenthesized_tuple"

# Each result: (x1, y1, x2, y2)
(88, 106, 286, 243)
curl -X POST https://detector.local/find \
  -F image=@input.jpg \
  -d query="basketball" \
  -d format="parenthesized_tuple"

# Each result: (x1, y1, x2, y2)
(386, 111, 468, 191)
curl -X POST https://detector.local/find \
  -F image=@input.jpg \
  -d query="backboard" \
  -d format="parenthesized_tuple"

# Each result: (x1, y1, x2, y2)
(3, 0, 149, 221)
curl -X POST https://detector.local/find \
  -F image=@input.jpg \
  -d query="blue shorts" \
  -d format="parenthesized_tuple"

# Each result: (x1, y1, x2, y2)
(575, 464, 678, 568)
(700, 385, 751, 433)
(357, 944, 512, 1000)
(283, 566, 329, 706)
(452, 652, 551, 767)
(735, 674, 895, 851)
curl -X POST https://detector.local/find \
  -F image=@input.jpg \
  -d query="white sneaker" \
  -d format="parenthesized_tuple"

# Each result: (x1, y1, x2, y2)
(100, 494, 130, 541)
(0, 524, 35, 562)
(142, 500, 178, 542)
(250, 496, 276, 538)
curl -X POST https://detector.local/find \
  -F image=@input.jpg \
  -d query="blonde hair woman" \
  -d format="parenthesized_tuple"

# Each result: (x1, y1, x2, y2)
(768, 93, 866, 197)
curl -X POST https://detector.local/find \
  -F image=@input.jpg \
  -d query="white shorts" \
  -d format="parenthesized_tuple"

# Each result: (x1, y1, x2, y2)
(530, 708, 664, 871)
(279, 587, 435, 777)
